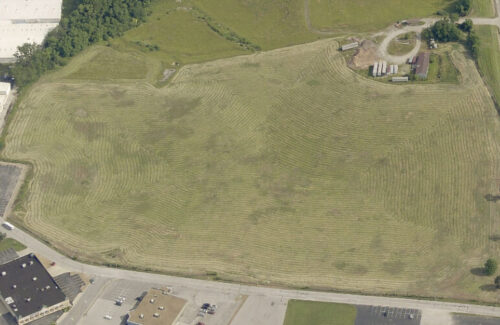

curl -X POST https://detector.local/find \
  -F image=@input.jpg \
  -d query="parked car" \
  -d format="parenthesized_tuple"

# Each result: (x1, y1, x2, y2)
(202, 303, 210, 309)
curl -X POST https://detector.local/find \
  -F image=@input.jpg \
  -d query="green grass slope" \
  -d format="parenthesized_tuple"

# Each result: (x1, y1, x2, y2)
(114, 1, 250, 66)
(4, 40, 500, 301)
(193, 0, 317, 50)
(476, 25, 500, 107)
(308, 0, 452, 33)
(283, 300, 356, 325)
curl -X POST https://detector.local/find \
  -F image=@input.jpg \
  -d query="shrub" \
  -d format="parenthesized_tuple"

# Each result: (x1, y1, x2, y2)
(455, 0, 471, 16)
(459, 19, 474, 32)
(485, 258, 498, 276)
(466, 30, 480, 58)
(495, 276, 500, 289)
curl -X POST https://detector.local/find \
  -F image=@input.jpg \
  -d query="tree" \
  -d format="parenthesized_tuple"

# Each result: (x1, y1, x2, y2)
(455, 0, 471, 16)
(466, 30, 480, 58)
(459, 19, 474, 32)
(429, 19, 461, 42)
(484, 258, 498, 276)
(449, 13, 459, 23)
(495, 276, 500, 289)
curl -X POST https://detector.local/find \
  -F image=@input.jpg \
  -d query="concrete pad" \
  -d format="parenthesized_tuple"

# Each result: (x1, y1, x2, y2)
(421, 309, 453, 325)
(230, 295, 287, 325)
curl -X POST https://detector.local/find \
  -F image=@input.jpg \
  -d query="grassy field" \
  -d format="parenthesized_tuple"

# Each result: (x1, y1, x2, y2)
(476, 25, 500, 108)
(4, 38, 500, 301)
(283, 300, 356, 325)
(192, 0, 318, 50)
(425, 51, 460, 83)
(470, 0, 496, 17)
(108, 0, 250, 75)
(0, 238, 26, 252)
(387, 32, 417, 55)
(308, 0, 453, 33)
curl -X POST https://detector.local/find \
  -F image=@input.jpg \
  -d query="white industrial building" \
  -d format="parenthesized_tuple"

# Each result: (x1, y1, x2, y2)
(0, 0, 62, 61)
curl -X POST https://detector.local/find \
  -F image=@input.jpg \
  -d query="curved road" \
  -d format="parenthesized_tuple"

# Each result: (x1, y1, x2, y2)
(4, 218, 500, 320)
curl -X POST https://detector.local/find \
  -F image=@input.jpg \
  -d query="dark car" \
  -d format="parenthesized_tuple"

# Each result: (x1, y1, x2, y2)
(202, 303, 210, 309)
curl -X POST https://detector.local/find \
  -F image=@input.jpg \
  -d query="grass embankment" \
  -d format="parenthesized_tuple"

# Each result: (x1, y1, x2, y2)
(4, 39, 500, 302)
(476, 25, 500, 110)
(387, 32, 417, 55)
(283, 300, 356, 325)
(113, 0, 250, 68)
(0, 238, 26, 252)
(308, 0, 453, 32)
(470, 0, 496, 17)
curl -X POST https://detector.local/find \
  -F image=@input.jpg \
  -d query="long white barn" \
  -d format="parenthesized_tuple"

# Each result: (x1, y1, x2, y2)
(0, 0, 62, 61)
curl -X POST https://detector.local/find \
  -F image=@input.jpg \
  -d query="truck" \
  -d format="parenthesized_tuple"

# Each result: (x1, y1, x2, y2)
(2, 222, 14, 230)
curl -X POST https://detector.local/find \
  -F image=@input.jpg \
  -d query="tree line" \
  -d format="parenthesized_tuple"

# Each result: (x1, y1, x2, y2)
(10, 0, 151, 88)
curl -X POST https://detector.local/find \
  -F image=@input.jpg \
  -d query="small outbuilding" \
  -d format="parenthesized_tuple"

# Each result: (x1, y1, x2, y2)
(372, 62, 378, 77)
(414, 52, 430, 79)
(341, 42, 359, 51)
(392, 76, 409, 82)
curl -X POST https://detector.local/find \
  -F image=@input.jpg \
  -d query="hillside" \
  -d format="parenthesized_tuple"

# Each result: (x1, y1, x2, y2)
(3, 39, 500, 301)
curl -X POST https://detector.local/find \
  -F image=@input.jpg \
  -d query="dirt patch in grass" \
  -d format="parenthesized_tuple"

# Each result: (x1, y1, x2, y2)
(388, 32, 417, 56)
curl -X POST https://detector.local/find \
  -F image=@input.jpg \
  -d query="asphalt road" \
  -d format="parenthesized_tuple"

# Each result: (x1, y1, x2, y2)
(3, 220, 500, 320)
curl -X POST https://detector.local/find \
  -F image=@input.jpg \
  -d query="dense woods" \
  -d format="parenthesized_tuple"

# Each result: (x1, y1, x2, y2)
(11, 0, 151, 88)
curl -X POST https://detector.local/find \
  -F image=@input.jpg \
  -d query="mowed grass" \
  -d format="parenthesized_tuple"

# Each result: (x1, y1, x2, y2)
(0, 238, 26, 252)
(470, 0, 495, 17)
(308, 0, 453, 32)
(65, 47, 148, 80)
(4, 39, 500, 301)
(476, 25, 500, 106)
(283, 300, 356, 325)
(426, 51, 460, 83)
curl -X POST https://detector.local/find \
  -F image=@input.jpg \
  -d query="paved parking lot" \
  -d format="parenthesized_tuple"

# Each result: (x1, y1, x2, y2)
(66, 278, 246, 325)
(356, 305, 421, 325)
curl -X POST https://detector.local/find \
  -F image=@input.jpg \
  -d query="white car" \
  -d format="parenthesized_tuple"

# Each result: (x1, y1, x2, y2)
(104, 315, 112, 320)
